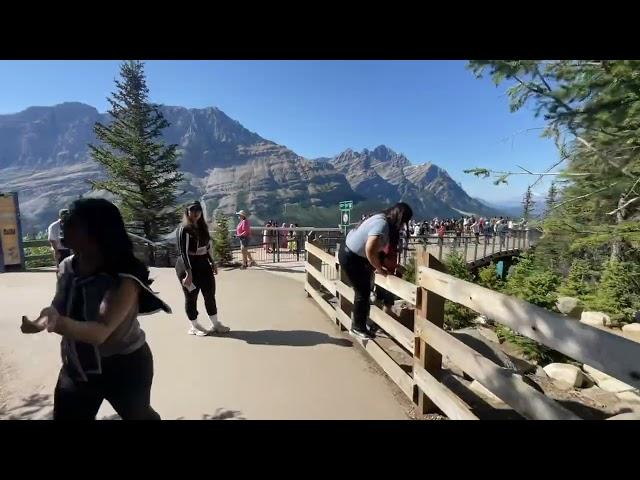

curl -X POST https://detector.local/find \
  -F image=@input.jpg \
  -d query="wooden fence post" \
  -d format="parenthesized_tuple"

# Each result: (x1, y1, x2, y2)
(463, 236, 468, 262)
(336, 247, 351, 332)
(413, 253, 446, 415)
(306, 241, 324, 296)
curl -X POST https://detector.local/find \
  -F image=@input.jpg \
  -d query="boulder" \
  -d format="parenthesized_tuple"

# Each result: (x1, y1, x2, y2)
(543, 363, 592, 388)
(583, 365, 635, 393)
(556, 297, 583, 319)
(580, 311, 611, 328)
(622, 323, 640, 343)
(477, 326, 500, 344)
(473, 315, 489, 326)
(535, 366, 549, 379)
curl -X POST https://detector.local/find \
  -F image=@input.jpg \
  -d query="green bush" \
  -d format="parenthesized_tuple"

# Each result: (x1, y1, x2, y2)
(212, 213, 233, 266)
(558, 259, 594, 298)
(499, 253, 563, 364)
(443, 252, 477, 330)
(505, 254, 560, 310)
(402, 257, 416, 284)
(477, 263, 504, 291)
(586, 260, 640, 324)
(24, 230, 55, 269)
(495, 324, 558, 364)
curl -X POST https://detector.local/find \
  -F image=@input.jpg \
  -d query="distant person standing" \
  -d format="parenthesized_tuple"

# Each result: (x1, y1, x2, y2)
(48, 209, 71, 270)
(236, 210, 256, 269)
(437, 223, 446, 244)
(263, 222, 272, 253)
(287, 224, 296, 252)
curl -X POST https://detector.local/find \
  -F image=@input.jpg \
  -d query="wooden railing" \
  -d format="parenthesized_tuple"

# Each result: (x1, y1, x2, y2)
(305, 242, 640, 420)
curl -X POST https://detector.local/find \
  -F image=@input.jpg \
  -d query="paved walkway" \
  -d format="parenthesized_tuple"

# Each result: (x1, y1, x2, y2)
(0, 266, 410, 420)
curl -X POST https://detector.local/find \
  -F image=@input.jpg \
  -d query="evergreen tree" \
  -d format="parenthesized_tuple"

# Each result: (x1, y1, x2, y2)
(558, 259, 593, 298)
(545, 182, 557, 216)
(468, 60, 640, 261)
(587, 260, 640, 324)
(443, 252, 477, 329)
(212, 213, 233, 266)
(477, 263, 504, 291)
(89, 60, 183, 241)
(522, 186, 536, 223)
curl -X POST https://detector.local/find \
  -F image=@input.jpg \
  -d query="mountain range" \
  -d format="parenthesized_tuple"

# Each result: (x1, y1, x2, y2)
(0, 102, 502, 233)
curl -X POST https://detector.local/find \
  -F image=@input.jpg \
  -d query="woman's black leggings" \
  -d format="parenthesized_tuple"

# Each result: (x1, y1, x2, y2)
(53, 342, 160, 420)
(175, 255, 217, 321)
(338, 248, 374, 332)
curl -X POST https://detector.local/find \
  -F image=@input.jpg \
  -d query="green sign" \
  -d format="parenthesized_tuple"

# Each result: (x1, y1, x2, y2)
(339, 200, 353, 211)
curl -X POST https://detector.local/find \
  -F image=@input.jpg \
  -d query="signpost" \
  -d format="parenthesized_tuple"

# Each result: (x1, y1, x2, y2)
(0, 192, 25, 271)
(339, 200, 353, 235)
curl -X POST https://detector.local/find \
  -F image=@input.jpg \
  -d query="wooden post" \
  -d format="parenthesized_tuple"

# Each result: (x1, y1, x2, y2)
(306, 242, 324, 295)
(463, 236, 468, 262)
(271, 229, 276, 263)
(492, 232, 496, 255)
(337, 250, 351, 332)
(473, 238, 479, 262)
(413, 253, 446, 415)
(483, 233, 487, 258)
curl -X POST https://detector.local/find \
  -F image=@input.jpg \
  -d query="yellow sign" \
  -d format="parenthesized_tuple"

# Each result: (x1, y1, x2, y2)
(0, 193, 22, 267)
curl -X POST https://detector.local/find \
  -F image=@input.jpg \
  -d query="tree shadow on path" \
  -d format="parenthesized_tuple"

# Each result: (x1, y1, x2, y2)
(1, 394, 245, 421)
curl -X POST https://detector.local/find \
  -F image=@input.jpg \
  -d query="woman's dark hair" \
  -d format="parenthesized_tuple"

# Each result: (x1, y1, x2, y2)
(352, 202, 413, 246)
(65, 198, 150, 284)
(381, 202, 413, 246)
(181, 201, 211, 244)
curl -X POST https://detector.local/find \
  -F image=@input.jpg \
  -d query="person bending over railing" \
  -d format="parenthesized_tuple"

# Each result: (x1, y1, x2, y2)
(338, 202, 413, 340)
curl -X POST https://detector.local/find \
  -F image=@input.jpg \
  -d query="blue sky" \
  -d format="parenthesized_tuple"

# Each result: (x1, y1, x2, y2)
(0, 60, 560, 202)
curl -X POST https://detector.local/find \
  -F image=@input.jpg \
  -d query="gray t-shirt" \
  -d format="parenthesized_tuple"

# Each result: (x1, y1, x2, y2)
(345, 214, 389, 257)
(53, 256, 146, 380)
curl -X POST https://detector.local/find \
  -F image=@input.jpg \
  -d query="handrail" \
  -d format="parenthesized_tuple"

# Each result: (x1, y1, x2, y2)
(304, 243, 637, 420)
(418, 266, 640, 390)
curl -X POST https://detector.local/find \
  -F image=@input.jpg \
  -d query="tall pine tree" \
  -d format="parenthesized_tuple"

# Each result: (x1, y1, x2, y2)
(522, 185, 536, 222)
(89, 60, 183, 241)
(212, 213, 233, 266)
(545, 182, 557, 216)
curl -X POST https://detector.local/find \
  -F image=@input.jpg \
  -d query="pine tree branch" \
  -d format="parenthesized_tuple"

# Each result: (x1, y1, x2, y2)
(552, 182, 619, 210)
(607, 196, 640, 216)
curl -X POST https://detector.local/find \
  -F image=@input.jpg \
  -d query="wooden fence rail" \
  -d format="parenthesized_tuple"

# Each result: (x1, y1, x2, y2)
(304, 241, 640, 420)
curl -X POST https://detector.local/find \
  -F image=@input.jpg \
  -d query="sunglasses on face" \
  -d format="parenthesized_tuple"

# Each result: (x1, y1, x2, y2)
(188, 207, 202, 213)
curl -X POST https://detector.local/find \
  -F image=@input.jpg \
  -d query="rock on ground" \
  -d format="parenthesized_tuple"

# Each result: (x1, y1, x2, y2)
(556, 297, 583, 319)
(621, 323, 640, 343)
(580, 311, 611, 328)
(583, 365, 635, 393)
(543, 363, 592, 389)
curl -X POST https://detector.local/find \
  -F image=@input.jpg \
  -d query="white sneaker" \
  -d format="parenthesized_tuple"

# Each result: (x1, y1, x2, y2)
(210, 324, 231, 334)
(188, 326, 208, 337)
